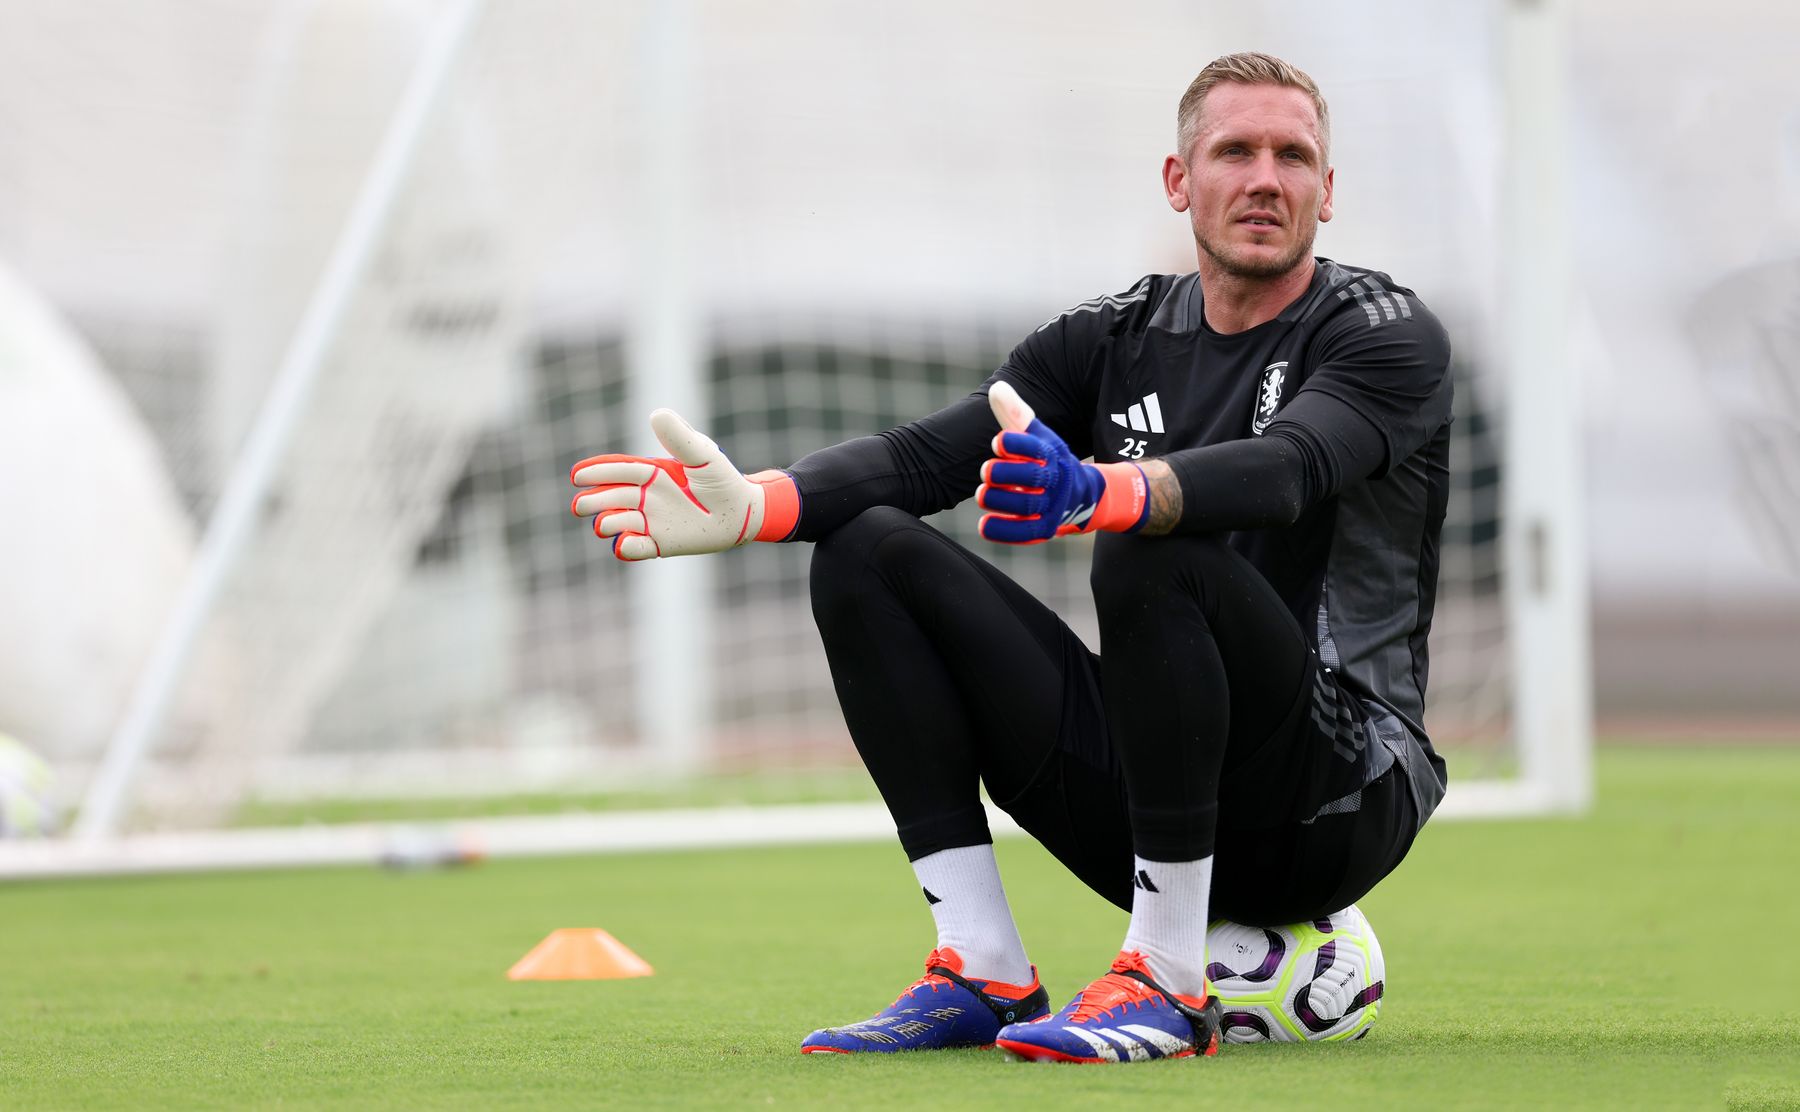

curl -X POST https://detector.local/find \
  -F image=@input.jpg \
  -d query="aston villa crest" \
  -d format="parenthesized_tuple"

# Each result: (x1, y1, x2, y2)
(1251, 361, 1288, 435)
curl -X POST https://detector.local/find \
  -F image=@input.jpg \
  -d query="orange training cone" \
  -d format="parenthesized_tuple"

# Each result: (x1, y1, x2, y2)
(507, 928, 654, 981)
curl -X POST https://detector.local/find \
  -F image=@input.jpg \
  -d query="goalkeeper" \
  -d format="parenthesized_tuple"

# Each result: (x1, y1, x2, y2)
(572, 52, 1451, 1064)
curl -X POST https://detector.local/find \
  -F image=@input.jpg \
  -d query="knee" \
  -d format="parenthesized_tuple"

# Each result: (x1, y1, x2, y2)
(809, 506, 922, 580)
(807, 506, 929, 619)
(1089, 532, 1233, 612)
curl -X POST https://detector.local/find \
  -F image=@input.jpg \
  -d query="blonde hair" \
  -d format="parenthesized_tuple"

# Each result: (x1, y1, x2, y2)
(1176, 52, 1330, 165)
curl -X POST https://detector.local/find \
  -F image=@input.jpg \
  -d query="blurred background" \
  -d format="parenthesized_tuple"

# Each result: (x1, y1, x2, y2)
(0, 0, 1794, 839)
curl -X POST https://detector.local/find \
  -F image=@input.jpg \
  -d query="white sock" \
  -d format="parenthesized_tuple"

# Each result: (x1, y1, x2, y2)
(1120, 855, 1214, 999)
(910, 844, 1033, 987)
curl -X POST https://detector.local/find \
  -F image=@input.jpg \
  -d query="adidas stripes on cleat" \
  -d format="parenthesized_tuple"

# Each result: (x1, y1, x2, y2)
(994, 950, 1223, 1064)
(800, 947, 1050, 1054)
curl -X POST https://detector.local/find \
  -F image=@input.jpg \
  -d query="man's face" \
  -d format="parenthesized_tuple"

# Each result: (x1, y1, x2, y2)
(1164, 82, 1333, 280)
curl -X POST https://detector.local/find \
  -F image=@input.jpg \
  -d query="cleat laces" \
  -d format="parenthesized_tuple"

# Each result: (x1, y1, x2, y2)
(884, 947, 974, 1009)
(1064, 951, 1205, 1023)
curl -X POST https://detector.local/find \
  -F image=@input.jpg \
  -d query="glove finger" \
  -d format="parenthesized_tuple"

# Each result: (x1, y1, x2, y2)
(995, 430, 1051, 462)
(981, 459, 1048, 491)
(990, 430, 1038, 460)
(976, 484, 1045, 517)
(978, 512, 1050, 545)
(612, 533, 661, 561)
(571, 456, 658, 486)
(571, 485, 643, 518)
(649, 409, 725, 469)
(595, 509, 646, 538)
(987, 380, 1037, 433)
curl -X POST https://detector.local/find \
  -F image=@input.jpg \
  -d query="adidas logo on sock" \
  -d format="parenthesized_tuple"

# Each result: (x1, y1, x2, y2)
(1133, 869, 1159, 893)
(922, 887, 942, 905)
(1110, 392, 1164, 434)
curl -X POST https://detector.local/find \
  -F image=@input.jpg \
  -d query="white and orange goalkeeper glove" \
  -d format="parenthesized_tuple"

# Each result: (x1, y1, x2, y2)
(569, 409, 800, 561)
(976, 380, 1150, 544)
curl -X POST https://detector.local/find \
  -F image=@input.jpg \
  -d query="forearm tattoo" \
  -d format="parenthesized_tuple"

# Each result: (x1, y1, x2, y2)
(1137, 459, 1183, 535)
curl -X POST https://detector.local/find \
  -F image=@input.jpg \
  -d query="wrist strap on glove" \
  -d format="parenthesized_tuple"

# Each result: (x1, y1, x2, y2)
(746, 470, 801, 542)
(1083, 461, 1151, 535)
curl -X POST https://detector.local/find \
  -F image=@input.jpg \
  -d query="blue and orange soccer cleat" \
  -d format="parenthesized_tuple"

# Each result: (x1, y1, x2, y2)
(994, 950, 1223, 1063)
(800, 947, 1050, 1054)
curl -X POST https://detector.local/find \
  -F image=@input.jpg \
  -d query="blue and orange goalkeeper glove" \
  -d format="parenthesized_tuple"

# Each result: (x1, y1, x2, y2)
(570, 409, 800, 561)
(977, 381, 1151, 545)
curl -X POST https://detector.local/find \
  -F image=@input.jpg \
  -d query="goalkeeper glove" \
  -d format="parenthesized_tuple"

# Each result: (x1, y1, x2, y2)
(569, 409, 800, 561)
(977, 380, 1150, 545)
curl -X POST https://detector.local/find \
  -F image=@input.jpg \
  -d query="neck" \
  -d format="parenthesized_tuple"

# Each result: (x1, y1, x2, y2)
(1197, 256, 1316, 334)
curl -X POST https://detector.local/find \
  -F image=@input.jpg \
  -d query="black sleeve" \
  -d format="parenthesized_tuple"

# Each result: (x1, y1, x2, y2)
(1162, 390, 1389, 532)
(1161, 293, 1452, 532)
(782, 393, 993, 541)
(781, 282, 1128, 541)
(1291, 291, 1454, 477)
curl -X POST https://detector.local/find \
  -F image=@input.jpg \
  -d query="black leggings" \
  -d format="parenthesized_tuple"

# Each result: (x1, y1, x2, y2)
(808, 507, 1418, 926)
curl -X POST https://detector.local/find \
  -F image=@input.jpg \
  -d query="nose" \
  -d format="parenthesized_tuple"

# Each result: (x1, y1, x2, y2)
(1243, 150, 1283, 198)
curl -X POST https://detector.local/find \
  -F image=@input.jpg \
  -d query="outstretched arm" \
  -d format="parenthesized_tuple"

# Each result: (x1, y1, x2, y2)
(571, 282, 1134, 556)
(568, 385, 1036, 558)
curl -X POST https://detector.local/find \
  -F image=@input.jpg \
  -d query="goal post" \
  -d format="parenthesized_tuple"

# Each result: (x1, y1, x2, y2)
(627, 0, 712, 776)
(1498, 0, 1594, 815)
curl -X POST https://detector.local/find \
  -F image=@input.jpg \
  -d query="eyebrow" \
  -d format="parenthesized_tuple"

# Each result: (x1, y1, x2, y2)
(1210, 133, 1319, 156)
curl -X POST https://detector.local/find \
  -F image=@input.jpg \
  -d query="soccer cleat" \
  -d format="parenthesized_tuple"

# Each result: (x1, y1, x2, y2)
(800, 947, 1050, 1054)
(994, 950, 1223, 1063)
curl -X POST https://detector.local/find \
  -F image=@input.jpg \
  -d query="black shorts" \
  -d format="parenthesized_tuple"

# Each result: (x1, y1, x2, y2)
(990, 624, 1422, 927)
(996, 723, 1420, 925)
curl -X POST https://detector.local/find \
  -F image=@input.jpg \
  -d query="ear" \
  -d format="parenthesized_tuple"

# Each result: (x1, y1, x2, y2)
(1162, 154, 1190, 213)
(1318, 165, 1335, 224)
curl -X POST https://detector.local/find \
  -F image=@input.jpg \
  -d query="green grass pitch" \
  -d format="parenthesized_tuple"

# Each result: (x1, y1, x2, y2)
(4, 748, 1798, 1110)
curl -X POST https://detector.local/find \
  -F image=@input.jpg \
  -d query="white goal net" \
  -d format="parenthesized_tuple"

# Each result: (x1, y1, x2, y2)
(0, 0, 1583, 865)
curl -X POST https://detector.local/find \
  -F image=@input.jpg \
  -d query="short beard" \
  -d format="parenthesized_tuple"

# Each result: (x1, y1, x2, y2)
(1196, 222, 1316, 280)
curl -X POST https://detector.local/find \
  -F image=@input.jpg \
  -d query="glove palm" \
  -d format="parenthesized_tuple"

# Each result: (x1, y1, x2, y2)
(570, 409, 796, 561)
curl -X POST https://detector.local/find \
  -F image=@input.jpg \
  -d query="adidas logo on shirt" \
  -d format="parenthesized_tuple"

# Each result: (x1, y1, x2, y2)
(1110, 393, 1164, 434)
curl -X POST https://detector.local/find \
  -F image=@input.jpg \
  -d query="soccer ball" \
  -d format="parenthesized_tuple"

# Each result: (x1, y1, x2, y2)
(0, 733, 60, 838)
(1206, 904, 1385, 1042)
